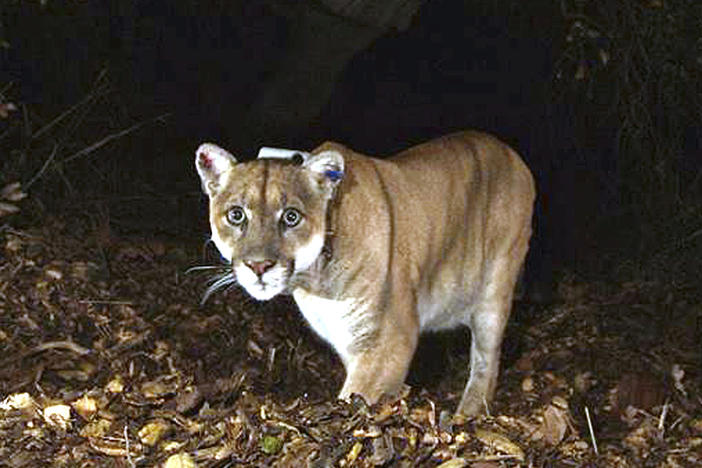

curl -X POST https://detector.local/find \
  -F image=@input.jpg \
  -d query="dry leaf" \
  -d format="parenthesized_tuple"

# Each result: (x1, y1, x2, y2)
(521, 376, 535, 392)
(1, 182, 27, 201)
(474, 428, 525, 462)
(139, 419, 171, 446)
(164, 452, 197, 468)
(541, 403, 569, 445)
(623, 419, 658, 458)
(435, 458, 467, 468)
(142, 379, 173, 399)
(43, 404, 72, 429)
(346, 441, 363, 464)
(530, 397, 572, 446)
(72, 395, 98, 420)
(79, 418, 112, 438)
(0, 393, 36, 411)
(106, 375, 125, 393)
(369, 432, 395, 465)
(0, 201, 20, 217)
(89, 436, 143, 458)
(0, 102, 17, 118)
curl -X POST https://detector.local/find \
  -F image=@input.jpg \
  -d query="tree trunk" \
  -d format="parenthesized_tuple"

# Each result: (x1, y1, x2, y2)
(242, 0, 423, 145)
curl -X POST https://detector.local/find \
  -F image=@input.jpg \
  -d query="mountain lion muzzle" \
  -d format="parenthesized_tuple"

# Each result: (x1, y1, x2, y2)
(195, 131, 535, 417)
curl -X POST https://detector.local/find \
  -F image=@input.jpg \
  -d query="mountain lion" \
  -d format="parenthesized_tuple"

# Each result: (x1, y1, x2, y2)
(195, 131, 535, 417)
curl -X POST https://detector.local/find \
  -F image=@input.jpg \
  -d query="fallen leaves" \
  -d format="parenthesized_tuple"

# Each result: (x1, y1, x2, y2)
(0, 182, 27, 218)
(42, 404, 72, 430)
(0, 101, 17, 118)
(1, 219, 702, 466)
(473, 428, 525, 462)
(138, 419, 171, 446)
(164, 452, 196, 468)
(531, 396, 573, 446)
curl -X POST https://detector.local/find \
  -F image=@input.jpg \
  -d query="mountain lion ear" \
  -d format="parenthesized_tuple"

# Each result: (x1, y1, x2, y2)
(303, 150, 345, 185)
(196, 143, 238, 196)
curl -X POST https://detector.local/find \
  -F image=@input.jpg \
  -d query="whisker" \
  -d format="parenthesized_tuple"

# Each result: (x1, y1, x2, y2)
(201, 271, 237, 305)
(185, 264, 229, 275)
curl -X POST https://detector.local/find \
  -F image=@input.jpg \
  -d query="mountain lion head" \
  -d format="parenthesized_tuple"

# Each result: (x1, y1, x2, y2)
(195, 143, 343, 300)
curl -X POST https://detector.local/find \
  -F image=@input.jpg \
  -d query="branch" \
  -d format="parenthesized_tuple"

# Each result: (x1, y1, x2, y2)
(62, 113, 170, 165)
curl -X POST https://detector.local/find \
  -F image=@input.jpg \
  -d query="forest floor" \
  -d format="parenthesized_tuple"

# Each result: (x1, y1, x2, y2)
(1, 212, 701, 467)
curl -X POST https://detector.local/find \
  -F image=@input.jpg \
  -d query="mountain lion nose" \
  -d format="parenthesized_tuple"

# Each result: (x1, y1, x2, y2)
(244, 260, 276, 277)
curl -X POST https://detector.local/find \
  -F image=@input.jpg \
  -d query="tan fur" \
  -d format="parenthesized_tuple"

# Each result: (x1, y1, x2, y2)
(195, 131, 535, 416)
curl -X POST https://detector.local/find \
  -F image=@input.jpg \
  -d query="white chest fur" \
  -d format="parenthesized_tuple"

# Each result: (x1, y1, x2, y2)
(292, 289, 368, 366)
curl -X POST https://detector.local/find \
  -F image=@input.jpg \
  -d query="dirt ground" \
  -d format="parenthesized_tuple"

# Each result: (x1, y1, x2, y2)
(1, 214, 701, 467)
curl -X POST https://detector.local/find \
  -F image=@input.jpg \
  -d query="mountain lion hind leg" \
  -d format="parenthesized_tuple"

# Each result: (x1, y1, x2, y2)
(457, 236, 530, 418)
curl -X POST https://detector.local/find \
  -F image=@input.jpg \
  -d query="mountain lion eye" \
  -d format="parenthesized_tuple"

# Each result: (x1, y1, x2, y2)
(227, 206, 246, 225)
(281, 208, 301, 227)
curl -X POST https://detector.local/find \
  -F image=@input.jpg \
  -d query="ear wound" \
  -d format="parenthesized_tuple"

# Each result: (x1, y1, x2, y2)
(199, 152, 213, 169)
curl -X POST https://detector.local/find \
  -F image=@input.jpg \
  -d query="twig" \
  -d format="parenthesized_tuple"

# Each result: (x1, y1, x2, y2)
(32, 340, 91, 355)
(0, 339, 92, 368)
(272, 419, 302, 435)
(669, 415, 684, 432)
(465, 454, 525, 462)
(30, 71, 110, 142)
(657, 399, 669, 433)
(22, 103, 30, 140)
(24, 143, 59, 190)
(584, 406, 599, 455)
(78, 299, 133, 305)
(30, 86, 106, 141)
(483, 397, 491, 418)
(268, 346, 277, 373)
(680, 227, 702, 247)
(0, 124, 13, 141)
(0, 82, 13, 96)
(62, 113, 170, 165)
(124, 424, 135, 468)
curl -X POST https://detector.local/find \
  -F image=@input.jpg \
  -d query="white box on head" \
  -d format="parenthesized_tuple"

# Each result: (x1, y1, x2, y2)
(257, 147, 310, 163)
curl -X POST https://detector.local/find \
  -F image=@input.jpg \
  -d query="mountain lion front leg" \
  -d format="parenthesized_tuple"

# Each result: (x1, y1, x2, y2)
(338, 315, 418, 404)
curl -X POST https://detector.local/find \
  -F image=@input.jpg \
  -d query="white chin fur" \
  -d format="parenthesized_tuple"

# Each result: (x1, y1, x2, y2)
(234, 263, 287, 301)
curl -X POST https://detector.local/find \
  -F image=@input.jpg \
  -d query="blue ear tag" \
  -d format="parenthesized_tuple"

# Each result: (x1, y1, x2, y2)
(325, 170, 344, 181)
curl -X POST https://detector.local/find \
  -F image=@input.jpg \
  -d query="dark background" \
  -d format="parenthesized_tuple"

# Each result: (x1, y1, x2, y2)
(2, 0, 701, 289)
